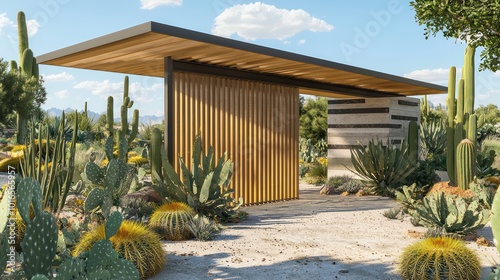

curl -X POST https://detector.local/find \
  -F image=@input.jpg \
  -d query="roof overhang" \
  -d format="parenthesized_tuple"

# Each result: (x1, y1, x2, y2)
(37, 21, 446, 98)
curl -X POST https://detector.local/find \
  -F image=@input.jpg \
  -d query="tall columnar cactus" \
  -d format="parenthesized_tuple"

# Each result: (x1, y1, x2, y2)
(407, 121, 418, 162)
(150, 128, 163, 184)
(456, 139, 475, 190)
(105, 76, 139, 156)
(445, 45, 483, 186)
(15, 11, 41, 144)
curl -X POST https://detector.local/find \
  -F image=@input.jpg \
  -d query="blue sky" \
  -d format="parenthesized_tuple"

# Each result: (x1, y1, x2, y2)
(1, 0, 499, 116)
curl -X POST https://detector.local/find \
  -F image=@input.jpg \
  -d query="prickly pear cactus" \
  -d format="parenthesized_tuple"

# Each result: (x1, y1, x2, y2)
(21, 211, 58, 279)
(105, 211, 123, 239)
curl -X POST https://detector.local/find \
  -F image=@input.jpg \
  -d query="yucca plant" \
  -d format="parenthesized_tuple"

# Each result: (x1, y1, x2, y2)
(348, 139, 416, 197)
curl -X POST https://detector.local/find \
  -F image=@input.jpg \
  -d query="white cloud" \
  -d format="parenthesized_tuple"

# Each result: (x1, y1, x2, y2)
(140, 0, 182, 9)
(74, 80, 124, 98)
(26, 19, 40, 36)
(0, 13, 14, 34)
(404, 68, 460, 86)
(478, 94, 491, 101)
(212, 2, 333, 40)
(74, 80, 163, 103)
(298, 39, 306, 45)
(493, 71, 500, 77)
(129, 82, 163, 103)
(44, 72, 74, 82)
(54, 90, 70, 99)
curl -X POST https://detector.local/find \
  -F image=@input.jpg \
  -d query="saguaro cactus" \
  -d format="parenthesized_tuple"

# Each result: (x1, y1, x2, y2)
(105, 76, 139, 151)
(15, 11, 41, 144)
(445, 45, 482, 186)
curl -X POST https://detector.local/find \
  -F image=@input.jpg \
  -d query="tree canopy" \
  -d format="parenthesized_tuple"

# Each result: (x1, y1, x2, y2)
(410, 0, 500, 71)
(299, 97, 327, 144)
(475, 104, 500, 124)
(0, 59, 47, 128)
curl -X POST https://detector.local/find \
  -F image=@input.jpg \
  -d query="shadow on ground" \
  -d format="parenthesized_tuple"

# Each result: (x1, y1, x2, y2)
(154, 253, 399, 280)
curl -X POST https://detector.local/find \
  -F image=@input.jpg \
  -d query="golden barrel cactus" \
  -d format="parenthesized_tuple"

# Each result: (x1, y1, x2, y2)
(399, 236, 480, 280)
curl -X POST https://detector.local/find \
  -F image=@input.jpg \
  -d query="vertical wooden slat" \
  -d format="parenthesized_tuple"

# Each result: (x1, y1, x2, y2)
(172, 71, 299, 205)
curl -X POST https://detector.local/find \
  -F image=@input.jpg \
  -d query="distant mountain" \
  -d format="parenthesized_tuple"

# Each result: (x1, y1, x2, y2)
(45, 108, 163, 124)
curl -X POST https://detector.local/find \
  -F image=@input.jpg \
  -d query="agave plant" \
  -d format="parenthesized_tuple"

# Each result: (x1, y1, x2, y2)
(152, 135, 243, 223)
(348, 139, 416, 197)
(412, 191, 490, 235)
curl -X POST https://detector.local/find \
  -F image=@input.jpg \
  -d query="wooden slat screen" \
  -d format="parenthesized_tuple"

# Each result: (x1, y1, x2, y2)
(172, 71, 299, 205)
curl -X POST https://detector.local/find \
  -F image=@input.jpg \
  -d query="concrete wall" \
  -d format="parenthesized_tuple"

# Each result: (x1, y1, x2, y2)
(327, 97, 420, 178)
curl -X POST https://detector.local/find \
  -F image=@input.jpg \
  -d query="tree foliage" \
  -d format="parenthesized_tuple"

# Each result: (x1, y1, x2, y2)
(0, 59, 47, 128)
(475, 104, 500, 125)
(299, 97, 327, 145)
(410, 0, 500, 71)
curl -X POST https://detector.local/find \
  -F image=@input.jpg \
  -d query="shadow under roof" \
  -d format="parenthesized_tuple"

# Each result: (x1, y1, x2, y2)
(37, 21, 446, 98)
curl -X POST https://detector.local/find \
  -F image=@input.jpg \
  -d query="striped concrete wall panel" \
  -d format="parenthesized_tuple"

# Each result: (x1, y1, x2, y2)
(327, 97, 420, 177)
(172, 71, 299, 205)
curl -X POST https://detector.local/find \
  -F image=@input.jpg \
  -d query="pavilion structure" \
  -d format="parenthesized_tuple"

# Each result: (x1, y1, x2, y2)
(38, 22, 446, 205)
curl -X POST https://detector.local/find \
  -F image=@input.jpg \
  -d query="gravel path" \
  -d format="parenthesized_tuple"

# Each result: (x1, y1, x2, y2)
(151, 184, 499, 280)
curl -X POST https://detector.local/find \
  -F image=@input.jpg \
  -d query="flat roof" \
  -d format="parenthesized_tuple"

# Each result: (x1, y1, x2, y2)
(38, 21, 446, 98)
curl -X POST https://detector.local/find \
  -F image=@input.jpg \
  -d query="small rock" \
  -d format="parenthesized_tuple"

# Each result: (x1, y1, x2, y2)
(476, 236, 492, 247)
(340, 191, 349, 196)
(356, 189, 366, 196)
(339, 270, 349, 274)
(319, 185, 333, 195)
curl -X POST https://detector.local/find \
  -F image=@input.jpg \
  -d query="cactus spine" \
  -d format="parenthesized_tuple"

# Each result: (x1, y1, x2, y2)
(456, 139, 475, 190)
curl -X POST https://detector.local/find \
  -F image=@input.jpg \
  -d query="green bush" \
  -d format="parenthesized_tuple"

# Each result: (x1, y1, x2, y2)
(348, 139, 416, 197)
(336, 179, 365, 194)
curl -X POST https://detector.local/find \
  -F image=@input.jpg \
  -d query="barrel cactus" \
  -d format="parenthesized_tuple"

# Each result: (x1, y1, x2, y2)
(456, 139, 475, 190)
(399, 236, 480, 280)
(73, 220, 164, 279)
(150, 201, 196, 241)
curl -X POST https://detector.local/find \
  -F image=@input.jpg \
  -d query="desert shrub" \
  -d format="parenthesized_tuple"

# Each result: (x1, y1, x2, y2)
(382, 208, 401, 219)
(395, 184, 426, 213)
(304, 161, 327, 185)
(348, 139, 416, 197)
(186, 214, 220, 241)
(299, 162, 309, 178)
(401, 159, 438, 193)
(73, 220, 165, 279)
(336, 179, 365, 194)
(399, 237, 480, 280)
(325, 175, 351, 188)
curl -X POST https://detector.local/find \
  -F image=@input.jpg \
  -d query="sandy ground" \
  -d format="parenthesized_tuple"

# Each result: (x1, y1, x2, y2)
(152, 184, 500, 280)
